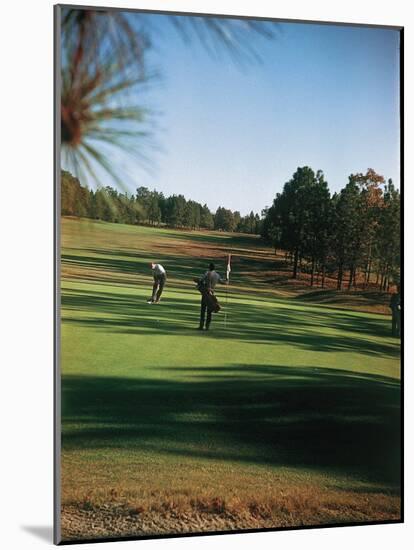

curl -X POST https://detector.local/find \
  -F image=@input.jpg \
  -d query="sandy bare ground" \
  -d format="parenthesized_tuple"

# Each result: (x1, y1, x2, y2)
(61, 496, 400, 542)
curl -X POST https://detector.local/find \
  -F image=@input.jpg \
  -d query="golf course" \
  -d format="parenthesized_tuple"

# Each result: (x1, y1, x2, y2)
(60, 216, 401, 541)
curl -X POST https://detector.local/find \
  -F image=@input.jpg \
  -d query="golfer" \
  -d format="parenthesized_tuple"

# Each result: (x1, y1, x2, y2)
(389, 285, 401, 337)
(196, 262, 227, 330)
(148, 262, 166, 304)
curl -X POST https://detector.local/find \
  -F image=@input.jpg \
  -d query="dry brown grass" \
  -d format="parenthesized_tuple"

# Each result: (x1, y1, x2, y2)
(61, 483, 401, 541)
(65, 485, 400, 521)
(61, 450, 400, 541)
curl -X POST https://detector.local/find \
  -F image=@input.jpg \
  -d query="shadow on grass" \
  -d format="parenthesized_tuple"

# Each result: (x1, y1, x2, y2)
(61, 365, 401, 487)
(61, 242, 399, 318)
(161, 230, 263, 248)
(61, 287, 399, 357)
(62, 243, 284, 294)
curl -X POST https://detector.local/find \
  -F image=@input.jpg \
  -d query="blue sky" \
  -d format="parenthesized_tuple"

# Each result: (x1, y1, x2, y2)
(67, 13, 401, 216)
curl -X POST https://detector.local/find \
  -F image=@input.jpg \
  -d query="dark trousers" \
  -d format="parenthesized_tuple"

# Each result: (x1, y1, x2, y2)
(391, 310, 401, 336)
(199, 295, 212, 328)
(152, 274, 166, 302)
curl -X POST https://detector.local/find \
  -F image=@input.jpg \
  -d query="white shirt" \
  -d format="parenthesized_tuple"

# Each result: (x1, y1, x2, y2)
(152, 264, 166, 277)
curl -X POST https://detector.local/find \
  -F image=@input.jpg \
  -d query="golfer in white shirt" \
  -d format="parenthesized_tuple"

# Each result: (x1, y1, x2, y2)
(148, 263, 167, 304)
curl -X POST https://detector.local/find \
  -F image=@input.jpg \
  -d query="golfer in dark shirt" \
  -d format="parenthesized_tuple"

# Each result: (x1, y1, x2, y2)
(197, 263, 227, 330)
(389, 287, 401, 337)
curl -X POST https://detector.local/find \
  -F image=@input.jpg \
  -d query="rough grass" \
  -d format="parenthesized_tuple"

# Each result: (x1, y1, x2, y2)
(60, 217, 401, 541)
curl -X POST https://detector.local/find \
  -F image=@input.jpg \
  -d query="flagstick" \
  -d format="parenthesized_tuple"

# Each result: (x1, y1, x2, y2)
(224, 253, 231, 329)
(224, 285, 228, 329)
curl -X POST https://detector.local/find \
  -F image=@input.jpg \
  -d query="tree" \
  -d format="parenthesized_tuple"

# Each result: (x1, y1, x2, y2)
(331, 169, 385, 290)
(147, 193, 162, 225)
(375, 180, 400, 290)
(349, 169, 385, 288)
(214, 207, 235, 232)
(233, 211, 241, 232)
(331, 181, 361, 290)
(248, 211, 256, 234)
(61, 170, 91, 217)
(200, 204, 214, 229)
(135, 186, 151, 222)
(265, 167, 320, 278)
(301, 170, 332, 286)
(183, 201, 196, 229)
(254, 213, 261, 235)
(165, 195, 186, 227)
(261, 205, 282, 254)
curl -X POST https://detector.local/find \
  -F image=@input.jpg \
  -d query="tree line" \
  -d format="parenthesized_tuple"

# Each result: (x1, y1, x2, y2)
(61, 167, 400, 291)
(261, 166, 400, 290)
(61, 170, 262, 234)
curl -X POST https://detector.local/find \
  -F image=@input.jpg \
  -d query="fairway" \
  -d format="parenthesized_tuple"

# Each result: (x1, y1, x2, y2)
(60, 217, 401, 540)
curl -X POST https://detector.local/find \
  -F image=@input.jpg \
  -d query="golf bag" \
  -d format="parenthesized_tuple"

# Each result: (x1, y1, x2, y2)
(205, 291, 221, 313)
(194, 277, 221, 313)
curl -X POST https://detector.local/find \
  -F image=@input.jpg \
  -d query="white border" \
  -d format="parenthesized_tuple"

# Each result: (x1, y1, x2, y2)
(1, 1, 411, 549)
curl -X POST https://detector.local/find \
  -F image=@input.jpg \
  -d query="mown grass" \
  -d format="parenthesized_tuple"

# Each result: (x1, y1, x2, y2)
(60, 217, 401, 538)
